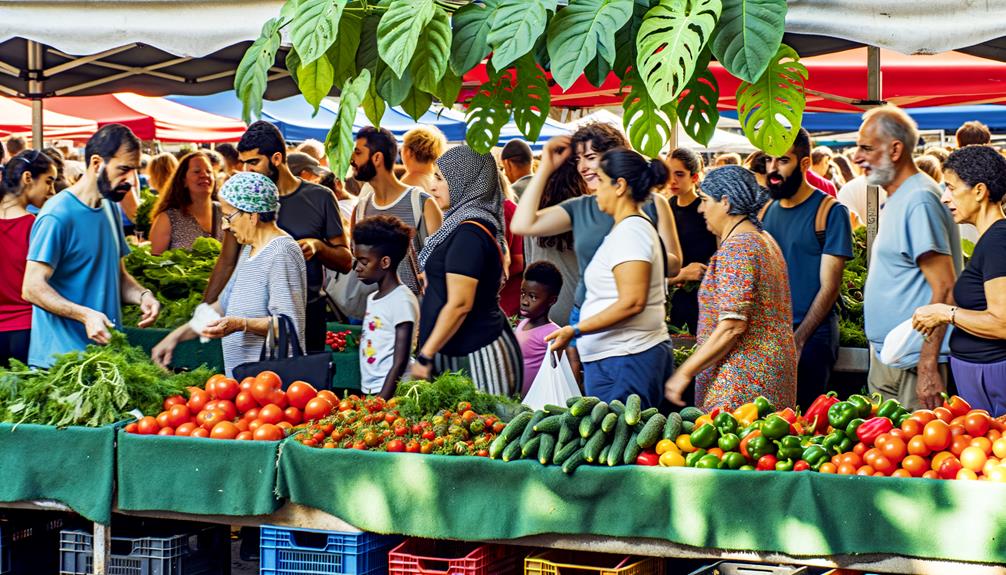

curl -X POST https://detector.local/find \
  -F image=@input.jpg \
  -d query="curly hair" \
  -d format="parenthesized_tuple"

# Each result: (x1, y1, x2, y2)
(943, 145, 1006, 204)
(352, 214, 414, 267)
(403, 126, 446, 164)
(523, 261, 563, 297)
(570, 122, 627, 156)
(537, 160, 586, 252)
(153, 151, 215, 217)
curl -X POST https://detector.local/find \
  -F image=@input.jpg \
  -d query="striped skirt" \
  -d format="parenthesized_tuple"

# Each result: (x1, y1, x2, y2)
(433, 329, 523, 397)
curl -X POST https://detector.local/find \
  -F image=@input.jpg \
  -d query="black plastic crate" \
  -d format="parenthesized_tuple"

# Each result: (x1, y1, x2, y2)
(0, 511, 65, 575)
(59, 521, 229, 575)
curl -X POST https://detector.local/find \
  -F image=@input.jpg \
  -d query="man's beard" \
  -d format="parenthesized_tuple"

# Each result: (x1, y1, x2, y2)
(97, 167, 132, 202)
(352, 160, 377, 182)
(766, 167, 803, 200)
(266, 161, 280, 184)
(865, 155, 896, 187)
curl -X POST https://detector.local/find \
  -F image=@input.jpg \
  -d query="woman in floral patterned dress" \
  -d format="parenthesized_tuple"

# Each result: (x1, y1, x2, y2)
(665, 166, 797, 411)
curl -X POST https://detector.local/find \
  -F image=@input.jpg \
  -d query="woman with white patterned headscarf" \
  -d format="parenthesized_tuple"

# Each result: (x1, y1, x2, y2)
(410, 145, 522, 396)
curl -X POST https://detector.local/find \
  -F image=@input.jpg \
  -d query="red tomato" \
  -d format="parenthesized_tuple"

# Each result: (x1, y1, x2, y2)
(191, 427, 210, 438)
(907, 435, 931, 457)
(269, 389, 289, 409)
(205, 374, 227, 393)
(201, 409, 228, 431)
(276, 421, 293, 433)
(125, 422, 138, 434)
(251, 379, 275, 406)
(213, 400, 238, 422)
(162, 395, 186, 411)
(950, 434, 973, 457)
(284, 407, 303, 425)
(167, 404, 192, 428)
(939, 456, 963, 480)
(236, 431, 254, 440)
(137, 416, 160, 435)
(187, 389, 210, 415)
(879, 436, 907, 462)
(157, 427, 175, 436)
(286, 381, 318, 410)
(386, 439, 405, 452)
(405, 440, 420, 453)
(210, 421, 240, 440)
(258, 404, 285, 425)
(900, 418, 922, 438)
(304, 397, 334, 421)
(235, 391, 257, 414)
(240, 377, 255, 392)
(872, 454, 895, 475)
(248, 419, 264, 433)
(156, 411, 170, 428)
(253, 423, 284, 441)
(175, 422, 197, 436)
(317, 390, 339, 406)
(901, 455, 928, 477)
(215, 378, 240, 401)
(235, 419, 250, 432)
(243, 407, 260, 422)
(253, 371, 282, 396)
(934, 407, 954, 423)
(964, 411, 992, 438)
(923, 420, 952, 451)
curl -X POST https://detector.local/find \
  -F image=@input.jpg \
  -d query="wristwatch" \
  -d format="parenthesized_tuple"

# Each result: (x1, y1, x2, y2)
(571, 324, 582, 339)
(416, 352, 433, 367)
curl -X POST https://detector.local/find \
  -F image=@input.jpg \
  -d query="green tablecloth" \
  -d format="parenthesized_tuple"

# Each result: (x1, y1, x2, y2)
(327, 322, 361, 391)
(0, 423, 116, 524)
(116, 430, 282, 516)
(276, 442, 1006, 565)
(124, 326, 224, 372)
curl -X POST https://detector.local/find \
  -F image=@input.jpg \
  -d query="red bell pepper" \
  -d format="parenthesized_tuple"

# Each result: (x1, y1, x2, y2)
(793, 460, 811, 472)
(756, 454, 778, 471)
(856, 417, 894, 446)
(803, 392, 839, 435)
(636, 450, 660, 466)
(774, 407, 805, 435)
(942, 394, 972, 418)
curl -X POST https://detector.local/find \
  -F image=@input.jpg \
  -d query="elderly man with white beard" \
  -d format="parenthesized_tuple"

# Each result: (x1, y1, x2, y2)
(854, 106, 962, 410)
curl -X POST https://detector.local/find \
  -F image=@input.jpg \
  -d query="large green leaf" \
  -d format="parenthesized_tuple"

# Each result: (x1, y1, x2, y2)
(488, 0, 551, 70)
(378, 0, 435, 78)
(410, 7, 452, 93)
(584, 53, 612, 88)
(376, 65, 413, 106)
(362, 75, 386, 127)
(355, 14, 381, 73)
(402, 87, 434, 122)
(449, 0, 498, 75)
(636, 0, 721, 107)
(613, 0, 651, 80)
(711, 0, 786, 83)
(736, 44, 808, 156)
(326, 69, 371, 178)
(622, 71, 677, 158)
(326, 10, 362, 86)
(285, 49, 302, 86)
(434, 68, 463, 109)
(298, 55, 335, 114)
(511, 55, 552, 142)
(279, 0, 299, 26)
(466, 74, 511, 154)
(678, 52, 719, 146)
(290, 0, 347, 65)
(547, 0, 634, 90)
(235, 18, 282, 123)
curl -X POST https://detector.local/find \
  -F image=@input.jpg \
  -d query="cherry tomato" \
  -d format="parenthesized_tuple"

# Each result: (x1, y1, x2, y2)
(137, 416, 160, 435)
(923, 420, 952, 451)
(258, 404, 285, 425)
(210, 421, 240, 440)
(286, 381, 318, 410)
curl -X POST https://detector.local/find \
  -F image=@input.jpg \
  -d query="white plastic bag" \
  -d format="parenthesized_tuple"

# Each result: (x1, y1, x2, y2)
(188, 303, 221, 344)
(523, 352, 581, 411)
(881, 317, 952, 369)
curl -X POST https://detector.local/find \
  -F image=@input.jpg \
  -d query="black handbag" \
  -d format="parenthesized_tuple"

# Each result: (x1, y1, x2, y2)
(233, 315, 334, 390)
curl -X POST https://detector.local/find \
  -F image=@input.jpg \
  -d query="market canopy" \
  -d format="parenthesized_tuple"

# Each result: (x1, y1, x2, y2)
(777, 104, 1006, 134)
(0, 96, 96, 141)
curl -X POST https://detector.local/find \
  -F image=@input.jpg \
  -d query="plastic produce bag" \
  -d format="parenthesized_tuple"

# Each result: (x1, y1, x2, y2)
(523, 352, 581, 411)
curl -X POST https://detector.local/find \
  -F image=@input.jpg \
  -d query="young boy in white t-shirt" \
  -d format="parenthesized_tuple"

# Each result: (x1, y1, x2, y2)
(353, 215, 419, 398)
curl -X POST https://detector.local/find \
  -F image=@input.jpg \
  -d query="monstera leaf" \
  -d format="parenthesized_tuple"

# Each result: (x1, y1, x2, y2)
(488, 0, 553, 70)
(636, 0, 721, 107)
(678, 51, 720, 146)
(512, 55, 552, 142)
(466, 73, 511, 154)
(736, 44, 808, 156)
(547, 0, 634, 90)
(622, 71, 677, 158)
(711, 0, 787, 83)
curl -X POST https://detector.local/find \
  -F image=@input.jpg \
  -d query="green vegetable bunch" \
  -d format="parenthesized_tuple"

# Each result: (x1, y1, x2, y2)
(394, 372, 525, 421)
(122, 237, 221, 329)
(132, 188, 157, 237)
(839, 227, 868, 348)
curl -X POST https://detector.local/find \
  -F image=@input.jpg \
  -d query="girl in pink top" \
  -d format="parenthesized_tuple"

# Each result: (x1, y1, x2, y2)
(515, 262, 563, 396)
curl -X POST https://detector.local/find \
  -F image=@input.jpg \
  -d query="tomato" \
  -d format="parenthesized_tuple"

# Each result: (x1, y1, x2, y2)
(901, 455, 928, 477)
(891, 468, 912, 478)
(922, 470, 939, 480)
(253, 371, 282, 399)
(187, 389, 210, 415)
(258, 404, 285, 425)
(421, 429, 436, 441)
(970, 436, 993, 455)
(386, 439, 405, 453)
(878, 436, 907, 462)
(949, 424, 967, 439)
(284, 407, 304, 425)
(235, 391, 257, 414)
(993, 438, 1006, 459)
(253, 423, 284, 441)
(933, 407, 954, 423)
(863, 449, 880, 468)
(277, 421, 293, 433)
(923, 420, 952, 451)
(983, 457, 1001, 477)
(964, 411, 992, 438)
(987, 466, 1006, 483)
(988, 429, 1002, 441)
(216, 378, 240, 401)
(872, 454, 895, 475)
(236, 431, 254, 441)
(950, 435, 973, 457)
(137, 416, 160, 435)
(317, 390, 338, 406)
(838, 452, 861, 467)
(304, 397, 334, 422)
(852, 442, 868, 456)
(819, 462, 837, 474)
(888, 429, 906, 441)
(210, 421, 240, 440)
(243, 407, 260, 422)
(931, 451, 955, 471)
(157, 427, 175, 436)
(167, 404, 192, 428)
(957, 468, 979, 480)
(175, 422, 197, 436)
(394, 425, 408, 437)
(163, 395, 186, 411)
(156, 411, 170, 428)
(191, 427, 210, 438)
(269, 389, 289, 409)
(248, 419, 264, 432)
(286, 381, 318, 410)
(201, 409, 228, 431)
(907, 435, 931, 457)
(213, 400, 238, 422)
(363, 431, 381, 447)
(125, 422, 139, 434)
(960, 446, 988, 472)
(405, 440, 421, 453)
(910, 410, 937, 426)
(939, 456, 963, 479)
(240, 377, 255, 392)
(856, 465, 875, 476)
(251, 379, 275, 406)
(899, 418, 922, 438)
(235, 419, 250, 432)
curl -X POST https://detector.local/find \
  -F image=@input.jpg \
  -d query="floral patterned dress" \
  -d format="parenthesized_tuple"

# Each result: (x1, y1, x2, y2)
(694, 231, 797, 411)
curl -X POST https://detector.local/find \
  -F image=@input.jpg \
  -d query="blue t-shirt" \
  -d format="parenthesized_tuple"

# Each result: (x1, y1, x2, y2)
(864, 174, 962, 360)
(27, 190, 130, 367)
(763, 190, 853, 324)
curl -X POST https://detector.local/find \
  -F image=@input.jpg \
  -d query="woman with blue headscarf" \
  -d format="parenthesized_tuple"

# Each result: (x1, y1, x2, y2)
(665, 166, 797, 411)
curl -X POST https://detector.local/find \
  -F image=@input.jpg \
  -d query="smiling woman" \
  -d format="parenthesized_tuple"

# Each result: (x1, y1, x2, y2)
(148, 151, 222, 255)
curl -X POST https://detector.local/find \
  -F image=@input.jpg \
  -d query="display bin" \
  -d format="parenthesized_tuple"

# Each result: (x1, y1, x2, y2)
(685, 563, 809, 575)
(0, 511, 65, 575)
(123, 326, 224, 373)
(326, 323, 361, 392)
(259, 525, 399, 575)
(58, 520, 228, 575)
(525, 551, 664, 575)
(389, 539, 522, 575)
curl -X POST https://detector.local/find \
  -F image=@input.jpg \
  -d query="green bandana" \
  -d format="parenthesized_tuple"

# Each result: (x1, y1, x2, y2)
(220, 172, 279, 213)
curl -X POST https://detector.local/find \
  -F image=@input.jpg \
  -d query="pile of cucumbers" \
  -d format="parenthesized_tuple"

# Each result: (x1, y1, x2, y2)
(489, 395, 685, 474)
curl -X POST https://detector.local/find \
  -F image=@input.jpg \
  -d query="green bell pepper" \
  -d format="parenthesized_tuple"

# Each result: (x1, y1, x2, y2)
(776, 435, 804, 460)
(893, 410, 911, 427)
(828, 401, 858, 430)
(685, 449, 708, 467)
(739, 464, 756, 471)
(717, 433, 740, 452)
(696, 454, 721, 469)
(775, 459, 795, 472)
(754, 396, 774, 418)
(876, 399, 903, 420)
(690, 423, 720, 449)
(846, 417, 866, 438)
(802, 445, 830, 470)
(740, 421, 763, 438)
(714, 412, 739, 435)
(837, 435, 855, 453)
(746, 434, 776, 460)
(823, 430, 846, 453)
(721, 451, 746, 470)
(847, 394, 874, 418)
(761, 414, 791, 440)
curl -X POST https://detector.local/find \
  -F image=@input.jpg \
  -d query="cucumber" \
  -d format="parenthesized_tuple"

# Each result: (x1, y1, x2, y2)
(538, 434, 556, 465)
(579, 415, 595, 439)
(590, 401, 609, 424)
(558, 418, 576, 447)
(623, 432, 642, 464)
(637, 413, 667, 449)
(562, 448, 586, 474)
(534, 414, 564, 434)
(570, 397, 601, 417)
(544, 404, 569, 415)
(624, 394, 642, 426)
(520, 411, 546, 447)
(553, 440, 580, 465)
(663, 412, 683, 440)
(502, 438, 523, 462)
(682, 420, 695, 433)
(598, 444, 611, 466)
(489, 411, 532, 458)
(522, 435, 542, 458)
(601, 412, 619, 433)
(583, 429, 609, 463)
(609, 400, 625, 415)
(566, 396, 580, 407)
(680, 406, 704, 423)
(640, 407, 659, 421)
(607, 416, 630, 467)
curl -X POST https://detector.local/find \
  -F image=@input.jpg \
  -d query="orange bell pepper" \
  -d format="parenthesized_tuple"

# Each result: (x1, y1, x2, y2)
(694, 414, 714, 429)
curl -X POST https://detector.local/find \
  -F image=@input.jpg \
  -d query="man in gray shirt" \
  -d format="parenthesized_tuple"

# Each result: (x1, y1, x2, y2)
(501, 139, 533, 198)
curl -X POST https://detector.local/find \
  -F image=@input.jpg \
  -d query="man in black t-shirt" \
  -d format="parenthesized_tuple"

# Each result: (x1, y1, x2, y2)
(204, 121, 352, 352)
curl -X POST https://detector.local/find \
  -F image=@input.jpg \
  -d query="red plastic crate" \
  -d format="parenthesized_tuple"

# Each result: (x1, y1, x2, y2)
(388, 539, 522, 575)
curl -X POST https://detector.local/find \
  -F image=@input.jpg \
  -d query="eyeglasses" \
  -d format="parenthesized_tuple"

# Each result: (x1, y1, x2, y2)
(222, 209, 244, 224)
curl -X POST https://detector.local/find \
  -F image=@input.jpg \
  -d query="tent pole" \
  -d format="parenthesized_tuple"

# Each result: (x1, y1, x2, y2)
(865, 46, 882, 265)
(28, 40, 44, 147)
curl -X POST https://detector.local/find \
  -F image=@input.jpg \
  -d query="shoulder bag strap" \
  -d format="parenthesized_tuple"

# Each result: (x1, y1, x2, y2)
(758, 199, 774, 221)
(408, 187, 428, 245)
(258, 316, 277, 361)
(211, 202, 220, 238)
(815, 195, 837, 246)
(624, 214, 668, 279)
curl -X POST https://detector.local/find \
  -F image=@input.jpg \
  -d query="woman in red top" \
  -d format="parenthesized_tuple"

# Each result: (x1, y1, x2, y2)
(0, 150, 57, 366)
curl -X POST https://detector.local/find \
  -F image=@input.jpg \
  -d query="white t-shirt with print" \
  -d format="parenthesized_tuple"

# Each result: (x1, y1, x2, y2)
(360, 285, 420, 394)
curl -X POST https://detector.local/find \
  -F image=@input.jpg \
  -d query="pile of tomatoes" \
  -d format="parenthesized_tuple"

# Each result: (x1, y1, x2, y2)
(125, 371, 337, 441)
(818, 397, 1006, 480)
(325, 330, 354, 353)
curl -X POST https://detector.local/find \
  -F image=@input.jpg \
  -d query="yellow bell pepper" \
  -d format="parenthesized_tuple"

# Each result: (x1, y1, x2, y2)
(675, 434, 695, 453)
(694, 414, 714, 429)
(733, 403, 759, 427)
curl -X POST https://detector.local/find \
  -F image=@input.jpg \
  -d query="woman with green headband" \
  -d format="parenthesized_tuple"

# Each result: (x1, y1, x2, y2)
(153, 172, 307, 376)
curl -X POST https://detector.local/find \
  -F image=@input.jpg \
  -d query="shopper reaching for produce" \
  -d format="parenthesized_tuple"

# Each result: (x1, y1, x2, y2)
(152, 172, 306, 376)
(22, 125, 161, 367)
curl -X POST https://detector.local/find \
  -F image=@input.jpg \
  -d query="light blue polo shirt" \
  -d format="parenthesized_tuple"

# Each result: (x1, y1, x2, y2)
(27, 190, 129, 367)
(863, 173, 962, 363)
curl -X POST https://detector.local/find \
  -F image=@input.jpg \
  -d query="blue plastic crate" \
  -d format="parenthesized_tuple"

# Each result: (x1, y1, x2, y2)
(0, 513, 64, 575)
(59, 522, 228, 575)
(260, 525, 400, 575)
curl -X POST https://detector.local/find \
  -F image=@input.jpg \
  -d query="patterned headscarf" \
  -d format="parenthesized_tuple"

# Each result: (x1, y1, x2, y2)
(418, 145, 505, 269)
(219, 172, 279, 214)
(699, 165, 769, 229)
